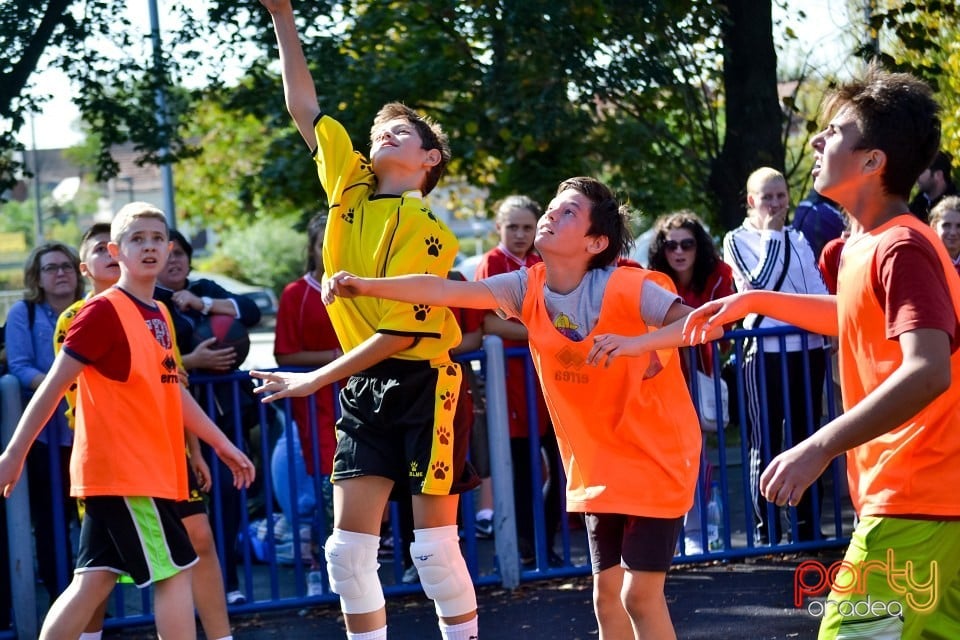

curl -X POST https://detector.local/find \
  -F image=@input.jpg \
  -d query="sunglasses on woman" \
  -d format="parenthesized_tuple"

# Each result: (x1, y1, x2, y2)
(664, 238, 696, 252)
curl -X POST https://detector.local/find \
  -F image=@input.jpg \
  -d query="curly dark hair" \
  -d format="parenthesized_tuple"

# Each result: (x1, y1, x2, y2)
(647, 210, 721, 294)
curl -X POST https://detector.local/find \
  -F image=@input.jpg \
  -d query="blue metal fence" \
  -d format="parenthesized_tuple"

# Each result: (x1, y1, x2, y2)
(0, 326, 852, 635)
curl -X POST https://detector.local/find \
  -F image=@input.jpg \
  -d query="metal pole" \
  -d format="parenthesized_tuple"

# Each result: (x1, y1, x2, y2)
(482, 335, 520, 588)
(148, 0, 177, 229)
(1, 375, 37, 639)
(30, 114, 43, 244)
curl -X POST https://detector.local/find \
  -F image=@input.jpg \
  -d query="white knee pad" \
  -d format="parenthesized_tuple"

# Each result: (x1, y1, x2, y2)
(323, 528, 385, 614)
(410, 525, 477, 617)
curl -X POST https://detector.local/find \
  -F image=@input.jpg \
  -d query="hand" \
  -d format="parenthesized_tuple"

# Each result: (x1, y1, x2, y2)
(0, 453, 25, 498)
(759, 440, 832, 507)
(322, 271, 368, 305)
(587, 333, 644, 368)
(215, 444, 256, 490)
(171, 289, 203, 312)
(190, 453, 212, 493)
(187, 338, 237, 371)
(682, 295, 747, 346)
(754, 205, 787, 231)
(250, 369, 322, 401)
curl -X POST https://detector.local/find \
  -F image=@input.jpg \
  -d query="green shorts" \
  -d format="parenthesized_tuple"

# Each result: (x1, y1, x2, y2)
(817, 516, 960, 639)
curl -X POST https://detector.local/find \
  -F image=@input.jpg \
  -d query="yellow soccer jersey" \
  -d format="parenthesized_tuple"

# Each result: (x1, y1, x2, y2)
(313, 114, 461, 360)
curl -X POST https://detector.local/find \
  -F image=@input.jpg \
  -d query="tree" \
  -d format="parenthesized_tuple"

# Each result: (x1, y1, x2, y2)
(1, 1, 207, 194)
(4, 0, 821, 235)
(864, 1, 960, 160)
(709, 0, 785, 229)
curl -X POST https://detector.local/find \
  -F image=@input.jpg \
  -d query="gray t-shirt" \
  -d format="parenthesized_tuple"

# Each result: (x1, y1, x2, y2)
(481, 266, 680, 342)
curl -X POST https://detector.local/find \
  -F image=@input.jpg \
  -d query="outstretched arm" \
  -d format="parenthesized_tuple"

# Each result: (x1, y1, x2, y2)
(252, 332, 414, 401)
(682, 290, 838, 345)
(587, 302, 723, 367)
(324, 271, 500, 310)
(260, 0, 321, 148)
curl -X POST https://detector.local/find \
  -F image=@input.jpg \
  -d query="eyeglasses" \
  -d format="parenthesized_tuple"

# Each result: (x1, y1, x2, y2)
(40, 262, 75, 274)
(664, 238, 696, 252)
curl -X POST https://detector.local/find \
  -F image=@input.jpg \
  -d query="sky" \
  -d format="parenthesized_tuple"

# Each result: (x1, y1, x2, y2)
(16, 0, 857, 150)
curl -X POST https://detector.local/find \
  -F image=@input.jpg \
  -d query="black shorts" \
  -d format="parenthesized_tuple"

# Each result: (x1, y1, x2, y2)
(76, 496, 198, 587)
(333, 358, 480, 496)
(176, 457, 207, 519)
(586, 513, 683, 574)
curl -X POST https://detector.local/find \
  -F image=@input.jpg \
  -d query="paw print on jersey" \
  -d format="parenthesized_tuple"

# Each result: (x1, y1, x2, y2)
(446, 365, 457, 376)
(341, 208, 355, 224)
(413, 304, 430, 321)
(425, 235, 442, 257)
(437, 425, 451, 445)
(440, 390, 456, 411)
(359, 158, 373, 173)
(56, 331, 66, 344)
(432, 460, 450, 480)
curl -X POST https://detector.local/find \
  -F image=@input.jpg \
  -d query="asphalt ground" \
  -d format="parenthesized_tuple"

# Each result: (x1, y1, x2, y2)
(104, 549, 844, 639)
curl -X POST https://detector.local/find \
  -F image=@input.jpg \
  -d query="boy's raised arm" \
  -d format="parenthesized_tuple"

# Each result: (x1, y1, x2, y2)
(682, 290, 839, 345)
(324, 271, 500, 310)
(260, 0, 321, 149)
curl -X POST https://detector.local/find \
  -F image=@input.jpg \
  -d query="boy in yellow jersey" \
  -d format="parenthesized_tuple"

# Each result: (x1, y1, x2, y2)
(56, 223, 235, 640)
(0, 203, 255, 639)
(316, 176, 724, 640)
(684, 65, 960, 638)
(253, 3, 479, 639)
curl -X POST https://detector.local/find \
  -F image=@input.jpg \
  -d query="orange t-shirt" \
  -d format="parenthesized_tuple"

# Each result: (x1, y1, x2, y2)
(520, 264, 700, 517)
(837, 214, 960, 517)
(72, 288, 187, 500)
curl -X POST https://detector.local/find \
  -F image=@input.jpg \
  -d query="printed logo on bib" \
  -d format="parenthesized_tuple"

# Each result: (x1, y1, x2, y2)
(553, 345, 589, 384)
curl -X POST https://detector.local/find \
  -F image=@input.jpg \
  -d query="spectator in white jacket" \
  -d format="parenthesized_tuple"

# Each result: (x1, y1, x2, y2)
(723, 167, 828, 546)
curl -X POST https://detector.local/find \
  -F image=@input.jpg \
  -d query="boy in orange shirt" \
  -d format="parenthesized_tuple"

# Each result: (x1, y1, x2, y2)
(684, 65, 960, 638)
(0, 203, 254, 639)
(311, 176, 722, 639)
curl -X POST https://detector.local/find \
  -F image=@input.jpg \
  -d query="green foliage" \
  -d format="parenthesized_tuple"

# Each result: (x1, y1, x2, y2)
(200, 217, 305, 294)
(867, 1, 960, 161)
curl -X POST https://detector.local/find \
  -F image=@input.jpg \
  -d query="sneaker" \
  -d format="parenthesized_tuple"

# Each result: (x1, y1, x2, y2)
(681, 536, 703, 555)
(401, 565, 420, 584)
(226, 590, 246, 605)
(475, 517, 494, 539)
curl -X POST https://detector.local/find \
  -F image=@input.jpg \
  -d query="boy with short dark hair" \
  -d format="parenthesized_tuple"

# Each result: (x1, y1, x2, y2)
(315, 176, 720, 639)
(0, 202, 254, 639)
(254, 2, 478, 639)
(684, 64, 960, 638)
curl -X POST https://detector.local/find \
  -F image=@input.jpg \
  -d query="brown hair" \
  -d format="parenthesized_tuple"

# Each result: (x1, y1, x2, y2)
(821, 62, 940, 199)
(371, 102, 451, 195)
(557, 177, 634, 270)
(23, 242, 83, 304)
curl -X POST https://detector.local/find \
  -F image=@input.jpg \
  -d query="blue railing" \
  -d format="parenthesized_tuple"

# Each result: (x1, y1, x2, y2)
(0, 325, 851, 634)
